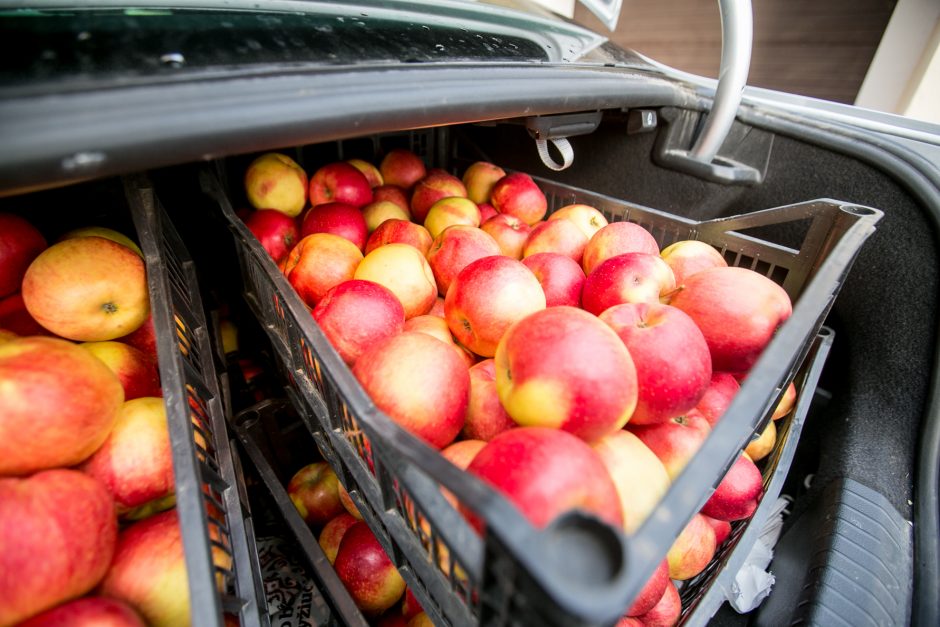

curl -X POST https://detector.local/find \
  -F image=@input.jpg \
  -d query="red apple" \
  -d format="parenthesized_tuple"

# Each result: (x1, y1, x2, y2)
(118, 313, 157, 363)
(445, 255, 546, 358)
(319, 512, 359, 564)
(695, 372, 741, 427)
(334, 521, 406, 615)
(522, 218, 589, 264)
(0, 292, 53, 336)
(353, 332, 469, 449)
(18, 597, 145, 627)
(372, 184, 410, 213)
(582, 221, 660, 275)
(424, 196, 481, 238)
(81, 341, 161, 400)
(521, 252, 585, 308)
(309, 161, 373, 208)
(22, 236, 150, 341)
(702, 514, 732, 545)
(244, 152, 308, 217)
(666, 513, 717, 580)
(365, 219, 434, 257)
(489, 172, 547, 225)
(628, 410, 711, 481)
(379, 149, 426, 190)
(581, 252, 676, 316)
(0, 336, 124, 475)
(282, 233, 363, 308)
(480, 213, 531, 259)
(288, 462, 346, 527)
(347, 158, 384, 188)
(463, 359, 516, 441)
(0, 470, 117, 626)
(312, 279, 405, 366)
(494, 306, 638, 443)
(548, 204, 609, 240)
(425, 225, 501, 296)
(625, 559, 669, 617)
(100, 508, 231, 627)
(243, 208, 299, 263)
(354, 244, 437, 319)
(660, 239, 728, 286)
(440, 439, 487, 508)
(80, 397, 175, 520)
(0, 212, 47, 298)
(592, 430, 671, 534)
(701, 454, 764, 521)
(409, 169, 467, 224)
(634, 580, 681, 627)
(300, 201, 369, 251)
(428, 296, 445, 318)
(462, 161, 506, 204)
(599, 302, 711, 425)
(464, 427, 623, 529)
(361, 200, 411, 233)
(401, 586, 424, 621)
(669, 266, 792, 373)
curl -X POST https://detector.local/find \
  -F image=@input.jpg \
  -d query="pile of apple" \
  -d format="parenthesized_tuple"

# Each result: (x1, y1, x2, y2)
(241, 148, 798, 625)
(283, 459, 435, 625)
(0, 216, 223, 626)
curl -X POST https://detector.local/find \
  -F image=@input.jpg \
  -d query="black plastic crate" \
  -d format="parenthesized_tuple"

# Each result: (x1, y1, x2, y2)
(125, 177, 266, 627)
(199, 133, 882, 626)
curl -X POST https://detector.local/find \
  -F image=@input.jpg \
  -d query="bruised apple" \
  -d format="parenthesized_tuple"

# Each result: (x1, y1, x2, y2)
(599, 302, 711, 425)
(494, 306, 637, 443)
(464, 427, 623, 529)
(243, 152, 308, 217)
(312, 279, 405, 365)
(353, 332, 469, 449)
(0, 336, 124, 475)
(354, 244, 437, 319)
(444, 255, 546, 358)
(22, 236, 150, 342)
(670, 266, 792, 373)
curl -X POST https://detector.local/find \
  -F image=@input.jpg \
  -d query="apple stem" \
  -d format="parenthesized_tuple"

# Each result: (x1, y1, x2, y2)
(660, 285, 685, 303)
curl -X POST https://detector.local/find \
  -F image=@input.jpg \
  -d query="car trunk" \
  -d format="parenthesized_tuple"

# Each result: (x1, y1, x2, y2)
(0, 3, 937, 627)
